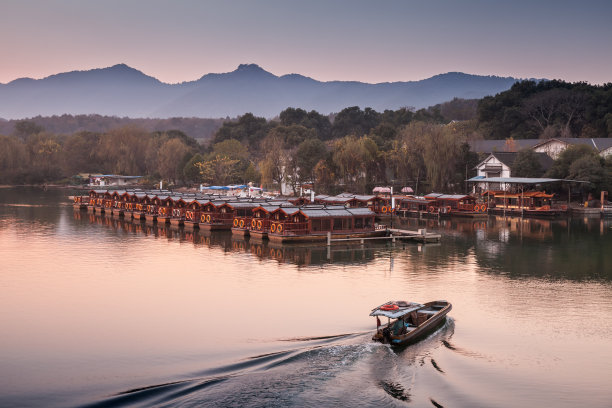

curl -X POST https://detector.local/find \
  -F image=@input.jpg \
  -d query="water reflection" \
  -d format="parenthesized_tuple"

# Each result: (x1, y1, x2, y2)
(73, 210, 399, 267)
(71, 207, 612, 280)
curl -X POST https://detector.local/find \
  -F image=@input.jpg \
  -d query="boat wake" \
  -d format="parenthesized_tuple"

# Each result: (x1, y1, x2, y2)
(80, 321, 457, 408)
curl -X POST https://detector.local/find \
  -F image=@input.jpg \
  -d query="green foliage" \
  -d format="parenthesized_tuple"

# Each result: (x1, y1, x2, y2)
(183, 153, 205, 183)
(279, 108, 332, 140)
(296, 138, 327, 183)
(212, 113, 271, 150)
(546, 144, 599, 179)
(477, 80, 612, 139)
(14, 120, 44, 139)
(569, 155, 605, 192)
(195, 155, 241, 185)
(332, 106, 381, 139)
(512, 149, 544, 178)
(210, 138, 249, 161)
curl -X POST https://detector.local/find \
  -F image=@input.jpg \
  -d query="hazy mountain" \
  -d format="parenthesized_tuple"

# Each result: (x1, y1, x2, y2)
(0, 63, 519, 119)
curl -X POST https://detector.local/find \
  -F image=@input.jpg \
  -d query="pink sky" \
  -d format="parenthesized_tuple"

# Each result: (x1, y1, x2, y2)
(1, 0, 611, 84)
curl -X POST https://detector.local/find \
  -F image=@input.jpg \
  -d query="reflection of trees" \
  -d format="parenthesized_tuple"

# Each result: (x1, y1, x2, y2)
(72, 198, 612, 281)
(473, 217, 612, 281)
(0, 187, 63, 231)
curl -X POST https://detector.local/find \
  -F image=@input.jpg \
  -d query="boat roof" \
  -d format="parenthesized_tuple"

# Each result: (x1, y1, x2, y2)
(369, 301, 425, 318)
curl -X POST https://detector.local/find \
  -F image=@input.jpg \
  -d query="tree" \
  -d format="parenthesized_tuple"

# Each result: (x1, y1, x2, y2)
(280, 108, 332, 140)
(313, 159, 336, 194)
(569, 155, 605, 193)
(512, 149, 544, 178)
(183, 153, 205, 183)
(14, 120, 44, 140)
(0, 135, 27, 183)
(546, 144, 599, 179)
(332, 106, 381, 139)
(296, 138, 327, 185)
(195, 155, 240, 185)
(158, 138, 193, 184)
(211, 138, 249, 160)
(332, 135, 379, 192)
(96, 126, 151, 175)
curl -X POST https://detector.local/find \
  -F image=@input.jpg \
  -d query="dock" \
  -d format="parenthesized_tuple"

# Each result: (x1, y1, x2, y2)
(327, 228, 441, 245)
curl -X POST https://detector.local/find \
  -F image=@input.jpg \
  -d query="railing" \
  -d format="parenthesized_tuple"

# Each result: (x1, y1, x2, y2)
(199, 212, 234, 224)
(232, 217, 251, 229)
(170, 208, 186, 219)
(250, 218, 271, 232)
(270, 221, 309, 235)
(185, 210, 200, 222)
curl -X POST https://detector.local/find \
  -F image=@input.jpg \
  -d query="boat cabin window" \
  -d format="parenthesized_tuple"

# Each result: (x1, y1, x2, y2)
(354, 217, 363, 229)
(311, 219, 332, 232)
(333, 218, 351, 231)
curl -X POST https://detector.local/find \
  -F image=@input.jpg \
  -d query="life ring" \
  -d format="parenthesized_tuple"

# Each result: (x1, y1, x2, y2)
(271, 224, 276, 233)
(382, 206, 388, 213)
(446, 206, 451, 213)
(251, 219, 256, 229)
(206, 214, 211, 223)
(201, 214, 206, 223)
(429, 206, 435, 213)
(481, 204, 487, 212)
(233, 219, 239, 227)
(277, 224, 283, 233)
(380, 304, 399, 311)
(257, 220, 262, 230)
(239, 219, 245, 228)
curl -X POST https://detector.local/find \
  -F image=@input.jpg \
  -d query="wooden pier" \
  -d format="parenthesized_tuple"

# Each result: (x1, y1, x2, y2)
(327, 228, 441, 245)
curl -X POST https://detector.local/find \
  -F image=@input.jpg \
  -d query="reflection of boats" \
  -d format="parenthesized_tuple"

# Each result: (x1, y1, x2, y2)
(370, 300, 452, 346)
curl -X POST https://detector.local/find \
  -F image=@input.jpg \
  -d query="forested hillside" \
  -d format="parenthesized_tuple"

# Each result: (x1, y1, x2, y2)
(477, 80, 612, 139)
(0, 115, 225, 141)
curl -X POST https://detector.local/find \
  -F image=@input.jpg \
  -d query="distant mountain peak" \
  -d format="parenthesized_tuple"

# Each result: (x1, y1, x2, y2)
(236, 63, 264, 72)
(231, 63, 277, 78)
(0, 63, 520, 119)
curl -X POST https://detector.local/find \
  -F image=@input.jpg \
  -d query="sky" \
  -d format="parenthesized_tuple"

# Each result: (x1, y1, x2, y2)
(1, 0, 611, 85)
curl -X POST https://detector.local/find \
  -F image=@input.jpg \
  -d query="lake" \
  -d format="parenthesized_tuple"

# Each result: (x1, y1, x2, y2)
(1, 187, 611, 407)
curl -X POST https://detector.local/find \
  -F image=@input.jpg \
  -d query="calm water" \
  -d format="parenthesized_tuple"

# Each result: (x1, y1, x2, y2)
(1, 187, 611, 408)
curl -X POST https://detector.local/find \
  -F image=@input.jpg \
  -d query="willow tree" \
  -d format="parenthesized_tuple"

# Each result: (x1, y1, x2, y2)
(332, 135, 379, 192)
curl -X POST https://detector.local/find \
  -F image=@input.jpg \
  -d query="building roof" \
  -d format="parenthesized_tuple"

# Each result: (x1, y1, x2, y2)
(469, 139, 541, 154)
(468, 176, 564, 184)
(347, 208, 376, 216)
(478, 151, 554, 172)
(532, 137, 612, 151)
(470, 138, 612, 154)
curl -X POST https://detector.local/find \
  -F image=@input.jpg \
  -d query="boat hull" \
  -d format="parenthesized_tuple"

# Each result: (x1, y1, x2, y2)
(268, 230, 385, 243)
(372, 301, 451, 347)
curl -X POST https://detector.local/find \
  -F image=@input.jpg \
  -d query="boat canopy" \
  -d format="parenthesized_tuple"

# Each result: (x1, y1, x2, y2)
(369, 301, 424, 319)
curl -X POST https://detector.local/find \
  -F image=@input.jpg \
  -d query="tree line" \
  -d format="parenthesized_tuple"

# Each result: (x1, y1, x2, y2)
(1, 79, 611, 195)
(0, 105, 481, 194)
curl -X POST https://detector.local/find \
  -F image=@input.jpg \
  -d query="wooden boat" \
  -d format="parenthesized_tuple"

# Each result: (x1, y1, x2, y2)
(370, 300, 451, 346)
(267, 206, 385, 243)
(483, 190, 568, 217)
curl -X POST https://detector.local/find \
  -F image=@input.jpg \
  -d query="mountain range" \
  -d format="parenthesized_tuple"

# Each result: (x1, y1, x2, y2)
(0, 64, 520, 119)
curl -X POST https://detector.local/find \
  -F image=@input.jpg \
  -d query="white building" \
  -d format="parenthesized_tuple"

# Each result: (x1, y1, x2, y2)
(473, 152, 553, 191)
(89, 174, 142, 186)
